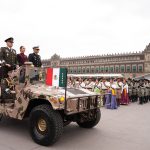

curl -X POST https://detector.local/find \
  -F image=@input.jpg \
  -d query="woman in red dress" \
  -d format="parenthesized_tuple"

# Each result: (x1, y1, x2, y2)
(120, 79, 130, 105)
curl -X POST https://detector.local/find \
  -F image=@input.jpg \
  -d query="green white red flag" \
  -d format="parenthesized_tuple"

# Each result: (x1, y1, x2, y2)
(46, 68, 67, 87)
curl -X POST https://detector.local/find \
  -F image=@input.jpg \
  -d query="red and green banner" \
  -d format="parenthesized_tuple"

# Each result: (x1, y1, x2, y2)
(46, 68, 67, 87)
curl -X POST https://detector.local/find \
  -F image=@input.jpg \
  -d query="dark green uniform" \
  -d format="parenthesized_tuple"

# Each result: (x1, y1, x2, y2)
(144, 83, 149, 103)
(132, 82, 138, 102)
(149, 82, 150, 101)
(128, 82, 133, 102)
(0, 47, 17, 78)
(139, 83, 145, 104)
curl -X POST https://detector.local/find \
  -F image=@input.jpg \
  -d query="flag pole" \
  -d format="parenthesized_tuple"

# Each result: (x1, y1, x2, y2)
(64, 68, 68, 114)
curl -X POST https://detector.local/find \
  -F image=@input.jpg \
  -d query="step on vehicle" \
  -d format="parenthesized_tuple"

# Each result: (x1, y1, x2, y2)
(0, 62, 101, 146)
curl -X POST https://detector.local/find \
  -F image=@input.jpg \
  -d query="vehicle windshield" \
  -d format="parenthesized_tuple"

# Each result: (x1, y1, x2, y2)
(29, 68, 45, 83)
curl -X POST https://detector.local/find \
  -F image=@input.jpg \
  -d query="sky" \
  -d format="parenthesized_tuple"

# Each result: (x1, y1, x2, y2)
(0, 0, 150, 59)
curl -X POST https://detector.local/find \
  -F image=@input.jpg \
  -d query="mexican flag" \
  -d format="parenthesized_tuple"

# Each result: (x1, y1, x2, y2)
(46, 68, 67, 87)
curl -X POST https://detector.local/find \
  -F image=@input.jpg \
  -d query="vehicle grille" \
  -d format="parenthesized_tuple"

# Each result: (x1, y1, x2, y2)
(65, 95, 98, 115)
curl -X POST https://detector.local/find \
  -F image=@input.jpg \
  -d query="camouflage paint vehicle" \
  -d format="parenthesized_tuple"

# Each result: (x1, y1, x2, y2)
(0, 62, 101, 146)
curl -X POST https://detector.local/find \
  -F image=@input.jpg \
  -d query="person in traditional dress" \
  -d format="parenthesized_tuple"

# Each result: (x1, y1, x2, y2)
(101, 78, 108, 105)
(85, 78, 95, 91)
(115, 78, 122, 106)
(92, 79, 103, 106)
(120, 78, 129, 105)
(110, 78, 118, 109)
(78, 78, 86, 88)
(104, 79, 111, 109)
(92, 79, 99, 91)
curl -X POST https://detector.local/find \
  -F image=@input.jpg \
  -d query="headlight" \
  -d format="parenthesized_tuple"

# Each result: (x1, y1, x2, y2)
(59, 96, 65, 103)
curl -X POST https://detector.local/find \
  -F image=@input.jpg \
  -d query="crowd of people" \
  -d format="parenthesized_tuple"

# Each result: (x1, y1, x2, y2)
(0, 37, 150, 108)
(67, 77, 150, 109)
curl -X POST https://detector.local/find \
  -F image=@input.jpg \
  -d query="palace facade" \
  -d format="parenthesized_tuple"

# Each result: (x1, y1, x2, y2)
(42, 43, 150, 78)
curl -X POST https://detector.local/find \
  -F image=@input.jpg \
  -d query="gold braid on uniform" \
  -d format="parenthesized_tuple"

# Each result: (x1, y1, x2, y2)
(5, 78, 14, 89)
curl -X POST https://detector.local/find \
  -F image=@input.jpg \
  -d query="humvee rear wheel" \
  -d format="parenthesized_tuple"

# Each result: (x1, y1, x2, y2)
(77, 109, 101, 128)
(29, 104, 63, 146)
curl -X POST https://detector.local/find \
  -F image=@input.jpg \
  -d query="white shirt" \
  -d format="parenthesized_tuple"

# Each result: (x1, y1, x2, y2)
(121, 83, 128, 93)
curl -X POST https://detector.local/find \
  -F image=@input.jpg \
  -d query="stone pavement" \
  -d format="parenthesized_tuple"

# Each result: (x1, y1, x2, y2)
(0, 103, 149, 150)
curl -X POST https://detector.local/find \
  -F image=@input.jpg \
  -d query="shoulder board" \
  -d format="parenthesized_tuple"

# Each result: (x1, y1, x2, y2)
(12, 49, 16, 53)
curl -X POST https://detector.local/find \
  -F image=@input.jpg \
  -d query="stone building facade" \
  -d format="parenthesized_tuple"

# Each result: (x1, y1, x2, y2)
(42, 43, 150, 78)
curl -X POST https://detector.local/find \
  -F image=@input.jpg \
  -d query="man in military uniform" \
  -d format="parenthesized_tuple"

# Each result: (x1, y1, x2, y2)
(0, 37, 17, 100)
(0, 37, 17, 79)
(149, 80, 150, 102)
(138, 80, 145, 105)
(28, 46, 42, 82)
(28, 46, 42, 67)
(144, 79, 149, 103)
(128, 79, 133, 102)
(132, 80, 138, 102)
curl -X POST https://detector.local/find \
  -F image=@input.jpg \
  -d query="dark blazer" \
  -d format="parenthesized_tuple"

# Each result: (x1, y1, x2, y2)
(17, 53, 28, 66)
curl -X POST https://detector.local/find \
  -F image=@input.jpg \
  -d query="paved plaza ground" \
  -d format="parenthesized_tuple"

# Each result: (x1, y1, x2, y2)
(0, 103, 150, 150)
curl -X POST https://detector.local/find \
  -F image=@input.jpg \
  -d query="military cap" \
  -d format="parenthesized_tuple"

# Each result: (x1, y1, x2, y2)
(33, 46, 40, 50)
(5, 37, 14, 43)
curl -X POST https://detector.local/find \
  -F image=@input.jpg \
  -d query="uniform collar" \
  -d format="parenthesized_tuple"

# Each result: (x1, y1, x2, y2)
(7, 47, 12, 50)
(34, 52, 38, 55)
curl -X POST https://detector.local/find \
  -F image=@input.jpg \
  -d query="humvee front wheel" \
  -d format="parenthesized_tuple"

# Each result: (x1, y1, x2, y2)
(29, 104, 63, 146)
(77, 109, 101, 128)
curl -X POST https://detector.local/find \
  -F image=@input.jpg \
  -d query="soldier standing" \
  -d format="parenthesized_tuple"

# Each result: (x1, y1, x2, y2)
(148, 80, 150, 102)
(128, 81, 133, 102)
(0, 37, 18, 100)
(132, 80, 137, 102)
(139, 80, 145, 105)
(28, 46, 42, 67)
(0, 37, 17, 79)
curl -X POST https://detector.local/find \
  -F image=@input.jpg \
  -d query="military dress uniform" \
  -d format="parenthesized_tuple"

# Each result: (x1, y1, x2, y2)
(139, 83, 145, 105)
(0, 37, 17, 100)
(148, 82, 150, 101)
(132, 82, 137, 102)
(28, 53, 42, 67)
(28, 48, 42, 82)
(128, 82, 133, 102)
(0, 47, 17, 79)
(144, 81, 149, 103)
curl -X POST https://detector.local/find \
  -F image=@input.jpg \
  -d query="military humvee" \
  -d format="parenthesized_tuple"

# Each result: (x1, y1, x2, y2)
(0, 62, 101, 146)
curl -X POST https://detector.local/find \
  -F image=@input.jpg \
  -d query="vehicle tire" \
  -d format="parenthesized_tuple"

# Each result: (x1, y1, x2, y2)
(77, 109, 101, 128)
(29, 104, 63, 146)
